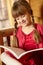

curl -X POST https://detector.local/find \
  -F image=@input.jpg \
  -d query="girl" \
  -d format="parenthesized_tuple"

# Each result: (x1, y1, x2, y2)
(4, 0, 43, 65)
(12, 0, 43, 50)
(11, 0, 43, 65)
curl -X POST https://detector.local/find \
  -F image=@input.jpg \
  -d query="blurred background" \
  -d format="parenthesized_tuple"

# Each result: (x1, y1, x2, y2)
(0, 0, 43, 29)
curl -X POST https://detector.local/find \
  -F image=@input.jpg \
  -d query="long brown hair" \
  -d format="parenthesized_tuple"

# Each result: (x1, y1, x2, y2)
(12, 0, 42, 44)
(12, 0, 33, 17)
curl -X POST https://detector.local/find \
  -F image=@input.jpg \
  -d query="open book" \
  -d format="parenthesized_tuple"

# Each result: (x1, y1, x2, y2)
(0, 45, 43, 59)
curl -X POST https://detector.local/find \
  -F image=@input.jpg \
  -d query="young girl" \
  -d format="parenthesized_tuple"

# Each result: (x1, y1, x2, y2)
(5, 0, 43, 65)
(12, 0, 43, 50)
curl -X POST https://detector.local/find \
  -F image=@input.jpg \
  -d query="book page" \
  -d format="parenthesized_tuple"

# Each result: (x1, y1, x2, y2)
(0, 45, 25, 59)
(0, 45, 43, 59)
(7, 47, 25, 57)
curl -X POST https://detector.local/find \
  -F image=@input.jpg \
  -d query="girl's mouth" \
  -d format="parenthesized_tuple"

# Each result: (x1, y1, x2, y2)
(22, 20, 26, 23)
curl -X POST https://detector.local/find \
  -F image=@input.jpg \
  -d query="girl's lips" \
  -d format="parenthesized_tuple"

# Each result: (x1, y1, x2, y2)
(22, 20, 26, 23)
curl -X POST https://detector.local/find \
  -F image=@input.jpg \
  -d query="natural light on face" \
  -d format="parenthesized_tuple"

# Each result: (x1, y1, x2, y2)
(16, 12, 31, 27)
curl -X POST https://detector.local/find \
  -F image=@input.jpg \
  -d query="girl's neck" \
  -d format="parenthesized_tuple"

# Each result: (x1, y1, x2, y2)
(22, 24, 35, 35)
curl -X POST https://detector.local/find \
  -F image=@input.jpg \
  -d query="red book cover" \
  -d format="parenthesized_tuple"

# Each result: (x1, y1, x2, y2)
(0, 45, 43, 65)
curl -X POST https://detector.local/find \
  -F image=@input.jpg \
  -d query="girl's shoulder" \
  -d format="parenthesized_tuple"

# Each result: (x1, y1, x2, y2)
(34, 23, 43, 28)
(34, 23, 43, 35)
(17, 26, 23, 36)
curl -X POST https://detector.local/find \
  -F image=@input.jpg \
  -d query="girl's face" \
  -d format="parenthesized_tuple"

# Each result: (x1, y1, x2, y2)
(15, 12, 32, 27)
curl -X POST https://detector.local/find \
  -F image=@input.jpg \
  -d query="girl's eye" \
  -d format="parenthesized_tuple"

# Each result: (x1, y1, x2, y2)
(16, 18, 19, 21)
(22, 15, 25, 17)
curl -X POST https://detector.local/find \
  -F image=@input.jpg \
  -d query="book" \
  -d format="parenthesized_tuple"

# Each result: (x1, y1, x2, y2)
(0, 45, 43, 59)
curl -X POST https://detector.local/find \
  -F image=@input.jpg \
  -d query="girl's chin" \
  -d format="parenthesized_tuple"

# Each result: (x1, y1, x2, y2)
(22, 25, 27, 27)
(26, 23, 32, 26)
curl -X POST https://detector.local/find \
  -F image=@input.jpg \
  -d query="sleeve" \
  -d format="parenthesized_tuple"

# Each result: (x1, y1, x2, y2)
(36, 24, 43, 36)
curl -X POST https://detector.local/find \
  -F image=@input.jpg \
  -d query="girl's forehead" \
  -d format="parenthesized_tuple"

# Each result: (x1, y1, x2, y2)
(12, 10, 31, 19)
(16, 12, 30, 18)
(12, 12, 24, 18)
(12, 7, 28, 18)
(15, 13, 25, 18)
(15, 15, 24, 20)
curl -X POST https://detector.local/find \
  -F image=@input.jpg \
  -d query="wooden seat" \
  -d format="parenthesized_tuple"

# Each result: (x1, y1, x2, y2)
(0, 28, 14, 65)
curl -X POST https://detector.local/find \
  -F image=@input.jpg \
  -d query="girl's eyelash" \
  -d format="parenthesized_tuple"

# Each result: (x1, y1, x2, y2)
(16, 15, 25, 20)
(16, 18, 19, 20)
(17, 19, 19, 20)
(22, 15, 25, 17)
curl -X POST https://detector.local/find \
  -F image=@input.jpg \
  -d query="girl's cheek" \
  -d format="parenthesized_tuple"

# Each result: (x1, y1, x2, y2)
(17, 23, 22, 27)
(17, 24, 20, 27)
